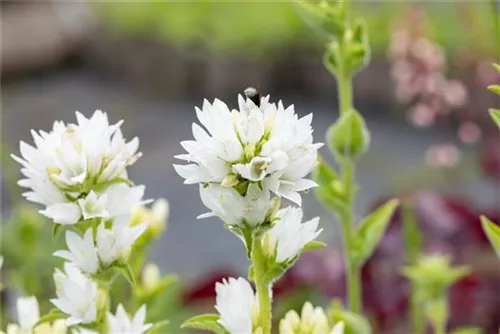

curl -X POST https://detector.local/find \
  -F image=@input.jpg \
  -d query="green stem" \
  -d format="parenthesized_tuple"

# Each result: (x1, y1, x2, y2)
(490, 0, 500, 57)
(252, 237, 272, 334)
(402, 202, 424, 334)
(340, 160, 361, 313)
(427, 299, 448, 334)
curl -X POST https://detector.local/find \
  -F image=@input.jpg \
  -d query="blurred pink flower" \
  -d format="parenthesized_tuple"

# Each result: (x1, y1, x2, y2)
(425, 143, 461, 168)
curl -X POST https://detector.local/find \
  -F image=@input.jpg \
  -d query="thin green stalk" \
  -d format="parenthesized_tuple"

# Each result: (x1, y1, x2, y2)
(252, 237, 272, 334)
(402, 202, 424, 334)
(339, 160, 361, 314)
(490, 0, 500, 57)
(427, 299, 448, 334)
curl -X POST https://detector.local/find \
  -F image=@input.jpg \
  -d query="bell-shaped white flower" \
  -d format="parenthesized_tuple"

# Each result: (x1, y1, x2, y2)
(78, 191, 109, 220)
(174, 95, 322, 206)
(279, 302, 331, 334)
(198, 183, 272, 226)
(54, 229, 99, 274)
(215, 277, 258, 334)
(107, 304, 152, 334)
(330, 322, 345, 334)
(96, 217, 146, 266)
(2, 296, 68, 334)
(17, 296, 39, 333)
(50, 262, 98, 326)
(39, 202, 81, 225)
(11, 110, 140, 218)
(264, 207, 322, 263)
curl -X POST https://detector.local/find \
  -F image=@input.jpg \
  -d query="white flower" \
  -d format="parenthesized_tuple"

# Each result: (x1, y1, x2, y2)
(2, 297, 67, 334)
(174, 95, 322, 205)
(78, 191, 109, 220)
(12, 110, 140, 213)
(264, 207, 322, 263)
(17, 296, 39, 333)
(39, 183, 145, 225)
(198, 183, 273, 226)
(105, 184, 147, 217)
(96, 217, 146, 266)
(50, 262, 98, 326)
(54, 229, 99, 274)
(107, 304, 152, 334)
(330, 322, 345, 334)
(40, 202, 81, 225)
(279, 302, 330, 334)
(215, 277, 258, 334)
(71, 329, 97, 334)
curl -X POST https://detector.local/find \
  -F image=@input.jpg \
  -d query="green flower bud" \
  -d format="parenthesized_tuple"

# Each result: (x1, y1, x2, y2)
(221, 174, 240, 188)
(327, 109, 370, 160)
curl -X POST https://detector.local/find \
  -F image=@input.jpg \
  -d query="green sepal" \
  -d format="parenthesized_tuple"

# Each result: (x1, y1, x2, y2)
(248, 265, 255, 281)
(295, 0, 345, 39)
(33, 309, 67, 328)
(263, 263, 288, 285)
(352, 199, 399, 266)
(301, 240, 327, 252)
(52, 223, 63, 242)
(181, 314, 229, 334)
(480, 215, 500, 258)
(146, 319, 170, 334)
(90, 177, 134, 193)
(114, 263, 136, 286)
(489, 108, 500, 128)
(346, 19, 371, 74)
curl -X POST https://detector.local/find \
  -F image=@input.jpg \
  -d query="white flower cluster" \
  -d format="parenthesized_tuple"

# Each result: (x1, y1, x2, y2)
(175, 94, 323, 261)
(280, 302, 344, 334)
(213, 279, 344, 334)
(0, 295, 151, 334)
(11, 110, 156, 330)
(174, 94, 322, 206)
(12, 110, 143, 225)
(177, 93, 324, 334)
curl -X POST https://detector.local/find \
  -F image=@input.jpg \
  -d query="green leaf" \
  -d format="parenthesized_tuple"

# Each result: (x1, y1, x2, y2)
(493, 63, 500, 73)
(451, 327, 482, 334)
(313, 156, 339, 187)
(181, 314, 229, 334)
(480, 215, 500, 258)
(487, 84, 500, 95)
(352, 199, 400, 265)
(33, 309, 66, 328)
(114, 263, 136, 286)
(315, 186, 348, 218)
(52, 223, 62, 242)
(147, 319, 170, 334)
(302, 240, 327, 252)
(489, 108, 500, 128)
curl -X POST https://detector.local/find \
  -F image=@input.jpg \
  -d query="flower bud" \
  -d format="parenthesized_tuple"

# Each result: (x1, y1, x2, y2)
(327, 109, 370, 160)
(141, 263, 161, 291)
(221, 174, 240, 188)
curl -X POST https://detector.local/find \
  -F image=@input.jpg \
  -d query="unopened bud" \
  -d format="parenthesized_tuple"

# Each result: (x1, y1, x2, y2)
(327, 109, 370, 160)
(244, 144, 256, 161)
(142, 263, 161, 291)
(221, 174, 239, 188)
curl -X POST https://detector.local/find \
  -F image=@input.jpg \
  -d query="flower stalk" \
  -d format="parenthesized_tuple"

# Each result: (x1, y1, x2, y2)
(251, 236, 272, 334)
